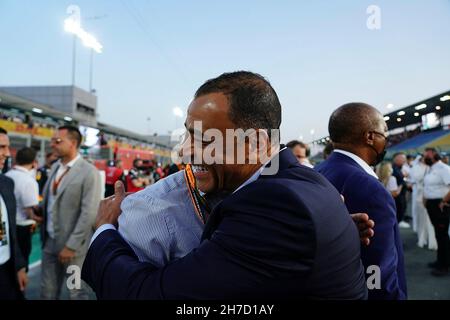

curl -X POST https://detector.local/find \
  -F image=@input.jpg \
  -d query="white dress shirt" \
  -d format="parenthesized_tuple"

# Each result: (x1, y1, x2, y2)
(386, 176, 399, 192)
(423, 161, 450, 200)
(333, 149, 378, 179)
(47, 154, 81, 238)
(5, 166, 39, 224)
(0, 194, 11, 265)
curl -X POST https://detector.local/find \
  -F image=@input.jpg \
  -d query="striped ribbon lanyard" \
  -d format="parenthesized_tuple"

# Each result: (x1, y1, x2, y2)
(184, 164, 211, 224)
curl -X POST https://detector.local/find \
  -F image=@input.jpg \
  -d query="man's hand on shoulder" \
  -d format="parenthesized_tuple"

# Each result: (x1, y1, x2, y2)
(351, 213, 375, 246)
(95, 181, 129, 229)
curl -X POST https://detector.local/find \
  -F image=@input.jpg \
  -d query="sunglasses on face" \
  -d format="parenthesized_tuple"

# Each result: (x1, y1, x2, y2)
(372, 131, 389, 140)
(51, 138, 63, 144)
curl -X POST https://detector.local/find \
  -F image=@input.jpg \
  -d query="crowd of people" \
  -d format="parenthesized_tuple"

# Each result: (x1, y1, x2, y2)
(0, 126, 180, 299)
(0, 71, 449, 300)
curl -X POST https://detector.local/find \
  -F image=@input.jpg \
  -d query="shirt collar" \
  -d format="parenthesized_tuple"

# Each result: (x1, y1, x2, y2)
(233, 146, 286, 194)
(431, 160, 442, 168)
(334, 149, 378, 179)
(13, 165, 32, 174)
(59, 154, 81, 169)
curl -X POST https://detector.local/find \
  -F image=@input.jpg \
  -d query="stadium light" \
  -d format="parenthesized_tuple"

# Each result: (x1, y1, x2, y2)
(173, 107, 184, 118)
(173, 107, 184, 129)
(440, 95, 450, 102)
(383, 116, 390, 121)
(32, 108, 43, 114)
(64, 10, 102, 53)
(397, 111, 405, 116)
(64, 5, 103, 89)
(64, 116, 73, 122)
(436, 106, 441, 110)
(414, 112, 420, 117)
(396, 118, 402, 122)
(386, 103, 394, 109)
(415, 103, 427, 110)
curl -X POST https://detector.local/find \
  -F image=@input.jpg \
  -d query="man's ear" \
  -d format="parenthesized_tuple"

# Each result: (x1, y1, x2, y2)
(365, 131, 375, 146)
(256, 129, 272, 164)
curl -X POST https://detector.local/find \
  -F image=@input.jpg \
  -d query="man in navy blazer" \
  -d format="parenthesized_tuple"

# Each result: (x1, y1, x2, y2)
(82, 71, 367, 299)
(0, 127, 28, 299)
(316, 103, 407, 300)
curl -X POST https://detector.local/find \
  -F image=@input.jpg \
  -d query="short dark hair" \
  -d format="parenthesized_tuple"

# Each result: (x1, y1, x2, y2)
(329, 102, 382, 144)
(58, 125, 82, 148)
(133, 158, 143, 167)
(286, 140, 307, 149)
(0, 127, 7, 135)
(392, 152, 405, 159)
(16, 147, 37, 166)
(194, 71, 282, 137)
(286, 140, 310, 157)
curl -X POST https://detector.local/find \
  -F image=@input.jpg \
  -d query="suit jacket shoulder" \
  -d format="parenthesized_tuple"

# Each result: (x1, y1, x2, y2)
(0, 174, 14, 189)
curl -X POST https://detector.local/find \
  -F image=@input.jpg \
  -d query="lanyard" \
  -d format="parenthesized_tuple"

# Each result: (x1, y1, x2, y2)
(52, 167, 70, 196)
(184, 164, 211, 224)
(0, 199, 7, 244)
(0, 203, 4, 242)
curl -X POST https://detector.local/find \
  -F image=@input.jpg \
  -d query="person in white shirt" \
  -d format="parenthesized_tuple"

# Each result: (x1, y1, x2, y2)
(409, 155, 437, 250)
(402, 155, 414, 178)
(5, 147, 42, 272)
(286, 140, 314, 168)
(376, 162, 403, 198)
(423, 147, 450, 276)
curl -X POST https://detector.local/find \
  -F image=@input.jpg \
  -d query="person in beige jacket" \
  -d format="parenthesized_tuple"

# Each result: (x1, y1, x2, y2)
(40, 125, 101, 300)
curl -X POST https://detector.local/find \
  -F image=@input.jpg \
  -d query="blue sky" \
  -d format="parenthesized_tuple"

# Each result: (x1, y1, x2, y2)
(1, 0, 450, 142)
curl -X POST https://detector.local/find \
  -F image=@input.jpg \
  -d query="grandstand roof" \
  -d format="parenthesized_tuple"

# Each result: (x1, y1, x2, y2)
(310, 89, 450, 145)
(0, 89, 172, 150)
(0, 89, 81, 122)
(384, 89, 450, 130)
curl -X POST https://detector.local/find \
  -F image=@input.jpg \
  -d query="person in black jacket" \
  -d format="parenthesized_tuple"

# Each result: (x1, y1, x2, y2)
(0, 127, 28, 299)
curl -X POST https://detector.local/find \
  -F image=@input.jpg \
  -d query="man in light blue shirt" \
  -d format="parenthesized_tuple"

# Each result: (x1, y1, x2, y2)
(118, 170, 206, 267)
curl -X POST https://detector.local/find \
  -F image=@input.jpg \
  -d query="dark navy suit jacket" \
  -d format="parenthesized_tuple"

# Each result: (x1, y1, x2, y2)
(316, 151, 407, 300)
(82, 149, 367, 299)
(0, 174, 26, 299)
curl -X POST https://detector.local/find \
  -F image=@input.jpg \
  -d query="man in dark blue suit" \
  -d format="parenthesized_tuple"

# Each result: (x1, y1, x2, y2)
(316, 103, 407, 300)
(82, 71, 367, 299)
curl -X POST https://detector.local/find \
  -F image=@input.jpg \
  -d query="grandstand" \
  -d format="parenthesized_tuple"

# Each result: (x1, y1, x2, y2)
(0, 87, 173, 169)
(311, 89, 450, 159)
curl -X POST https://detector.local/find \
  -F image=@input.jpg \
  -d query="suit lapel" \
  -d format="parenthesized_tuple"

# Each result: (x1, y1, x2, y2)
(0, 176, 16, 241)
(201, 200, 224, 242)
(43, 164, 59, 200)
(54, 159, 82, 202)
